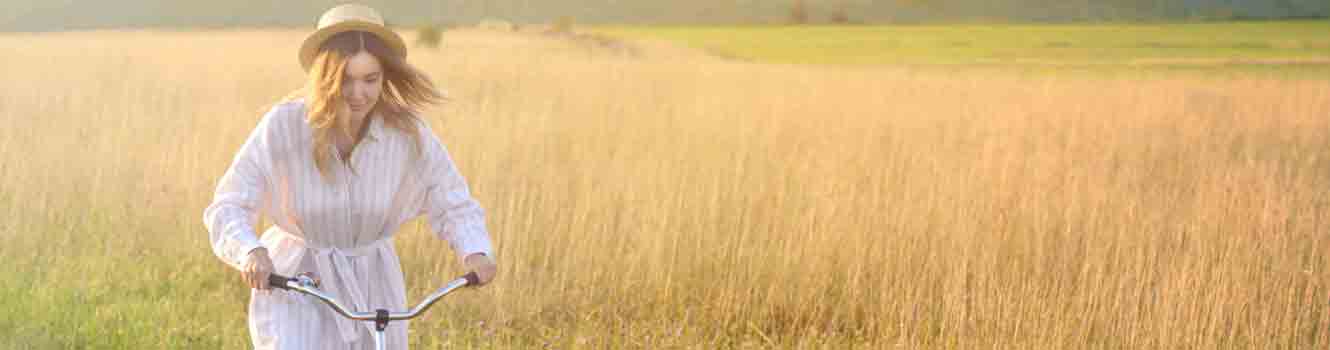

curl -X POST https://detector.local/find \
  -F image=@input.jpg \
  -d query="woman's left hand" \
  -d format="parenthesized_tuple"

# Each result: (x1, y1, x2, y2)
(464, 253, 497, 286)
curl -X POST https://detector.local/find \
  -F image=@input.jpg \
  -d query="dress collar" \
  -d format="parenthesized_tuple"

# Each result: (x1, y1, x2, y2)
(362, 112, 384, 143)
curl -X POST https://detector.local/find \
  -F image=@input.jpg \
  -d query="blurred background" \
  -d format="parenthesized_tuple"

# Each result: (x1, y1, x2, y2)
(5, 0, 1330, 30)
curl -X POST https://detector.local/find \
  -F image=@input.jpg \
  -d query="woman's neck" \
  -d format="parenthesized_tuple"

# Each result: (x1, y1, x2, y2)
(335, 113, 372, 159)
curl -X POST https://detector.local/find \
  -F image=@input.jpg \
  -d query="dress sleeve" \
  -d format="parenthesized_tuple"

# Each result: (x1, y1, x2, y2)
(416, 122, 494, 263)
(202, 105, 282, 270)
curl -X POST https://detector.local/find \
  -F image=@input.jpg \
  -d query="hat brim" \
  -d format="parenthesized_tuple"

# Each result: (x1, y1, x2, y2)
(299, 21, 407, 72)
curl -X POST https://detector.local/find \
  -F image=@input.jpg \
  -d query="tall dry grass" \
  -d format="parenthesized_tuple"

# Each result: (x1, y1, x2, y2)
(0, 29, 1327, 348)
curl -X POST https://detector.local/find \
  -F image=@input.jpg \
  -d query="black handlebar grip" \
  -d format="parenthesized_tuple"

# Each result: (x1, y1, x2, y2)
(268, 274, 295, 291)
(462, 271, 481, 286)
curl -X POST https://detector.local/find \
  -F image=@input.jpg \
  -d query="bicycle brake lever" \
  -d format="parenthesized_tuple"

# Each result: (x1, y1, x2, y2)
(296, 273, 321, 288)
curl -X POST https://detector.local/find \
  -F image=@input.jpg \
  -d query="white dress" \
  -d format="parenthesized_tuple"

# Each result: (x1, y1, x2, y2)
(203, 99, 493, 349)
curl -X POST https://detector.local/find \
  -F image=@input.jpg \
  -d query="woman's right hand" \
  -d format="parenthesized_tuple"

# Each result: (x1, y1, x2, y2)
(242, 247, 275, 290)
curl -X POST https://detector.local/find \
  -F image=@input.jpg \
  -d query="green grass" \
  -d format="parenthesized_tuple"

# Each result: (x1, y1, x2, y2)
(0, 189, 253, 348)
(591, 20, 1330, 76)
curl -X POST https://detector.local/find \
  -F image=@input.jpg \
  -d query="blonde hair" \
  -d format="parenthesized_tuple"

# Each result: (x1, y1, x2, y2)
(283, 31, 444, 182)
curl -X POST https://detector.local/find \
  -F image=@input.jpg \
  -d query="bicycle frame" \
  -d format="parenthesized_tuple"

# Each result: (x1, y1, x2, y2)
(267, 271, 480, 350)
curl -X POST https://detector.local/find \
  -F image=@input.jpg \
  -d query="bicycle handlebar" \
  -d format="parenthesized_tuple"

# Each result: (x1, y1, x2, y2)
(267, 271, 479, 321)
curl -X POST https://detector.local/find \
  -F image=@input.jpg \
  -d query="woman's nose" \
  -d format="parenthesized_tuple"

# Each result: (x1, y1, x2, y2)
(348, 83, 364, 101)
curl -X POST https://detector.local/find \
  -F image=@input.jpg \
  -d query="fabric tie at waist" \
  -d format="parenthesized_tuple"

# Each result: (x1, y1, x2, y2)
(270, 229, 392, 344)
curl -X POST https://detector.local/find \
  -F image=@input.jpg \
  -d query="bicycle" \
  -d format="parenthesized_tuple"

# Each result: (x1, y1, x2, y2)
(267, 271, 481, 350)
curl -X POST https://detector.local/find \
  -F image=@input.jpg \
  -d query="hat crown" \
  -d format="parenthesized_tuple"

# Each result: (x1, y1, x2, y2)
(300, 4, 406, 71)
(316, 4, 385, 29)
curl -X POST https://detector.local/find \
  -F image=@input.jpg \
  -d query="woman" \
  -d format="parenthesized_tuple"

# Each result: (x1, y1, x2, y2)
(202, 4, 497, 349)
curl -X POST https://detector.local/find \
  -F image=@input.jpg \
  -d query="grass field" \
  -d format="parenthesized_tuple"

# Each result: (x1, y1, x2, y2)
(591, 20, 1330, 77)
(0, 24, 1328, 349)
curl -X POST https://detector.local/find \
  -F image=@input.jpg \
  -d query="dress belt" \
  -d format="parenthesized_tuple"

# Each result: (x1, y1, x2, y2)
(268, 227, 391, 344)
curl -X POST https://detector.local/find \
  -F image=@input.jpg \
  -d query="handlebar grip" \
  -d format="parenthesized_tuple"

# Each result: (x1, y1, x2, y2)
(268, 274, 295, 291)
(462, 271, 480, 286)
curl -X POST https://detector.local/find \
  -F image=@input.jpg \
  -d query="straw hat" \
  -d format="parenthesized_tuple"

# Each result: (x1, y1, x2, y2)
(299, 4, 407, 71)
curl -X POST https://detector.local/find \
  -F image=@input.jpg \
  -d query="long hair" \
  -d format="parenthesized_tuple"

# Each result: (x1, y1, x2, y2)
(283, 30, 444, 182)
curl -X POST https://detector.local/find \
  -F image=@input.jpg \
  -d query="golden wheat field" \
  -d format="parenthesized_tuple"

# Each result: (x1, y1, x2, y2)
(0, 28, 1327, 349)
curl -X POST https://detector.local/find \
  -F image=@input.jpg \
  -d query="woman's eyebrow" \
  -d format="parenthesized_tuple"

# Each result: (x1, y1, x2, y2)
(345, 71, 382, 80)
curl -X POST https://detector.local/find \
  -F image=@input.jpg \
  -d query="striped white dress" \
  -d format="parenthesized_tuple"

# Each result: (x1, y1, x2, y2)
(203, 98, 493, 349)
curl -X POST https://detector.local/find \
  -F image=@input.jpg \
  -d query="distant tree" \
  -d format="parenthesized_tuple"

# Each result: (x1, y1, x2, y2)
(551, 16, 575, 34)
(1106, 0, 1166, 20)
(830, 4, 851, 23)
(789, 0, 808, 24)
(1274, 0, 1301, 17)
(894, 0, 944, 14)
(415, 24, 444, 49)
(895, 0, 933, 7)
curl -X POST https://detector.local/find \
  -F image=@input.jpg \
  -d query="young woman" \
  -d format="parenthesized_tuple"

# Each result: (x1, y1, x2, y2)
(202, 4, 497, 349)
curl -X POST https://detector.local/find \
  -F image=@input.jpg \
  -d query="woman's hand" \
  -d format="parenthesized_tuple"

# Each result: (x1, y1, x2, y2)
(242, 247, 275, 290)
(463, 253, 497, 286)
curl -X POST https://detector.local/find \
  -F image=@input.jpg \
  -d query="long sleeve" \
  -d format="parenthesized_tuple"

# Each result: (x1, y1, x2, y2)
(416, 122, 494, 263)
(203, 105, 281, 270)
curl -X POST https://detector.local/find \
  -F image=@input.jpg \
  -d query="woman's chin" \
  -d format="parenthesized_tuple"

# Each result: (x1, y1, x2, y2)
(349, 109, 369, 120)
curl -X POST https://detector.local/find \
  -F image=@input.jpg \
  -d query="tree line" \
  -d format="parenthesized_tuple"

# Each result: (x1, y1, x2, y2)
(3, 0, 1326, 32)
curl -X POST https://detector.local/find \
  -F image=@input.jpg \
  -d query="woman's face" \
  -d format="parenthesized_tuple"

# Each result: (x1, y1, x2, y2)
(340, 50, 383, 122)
